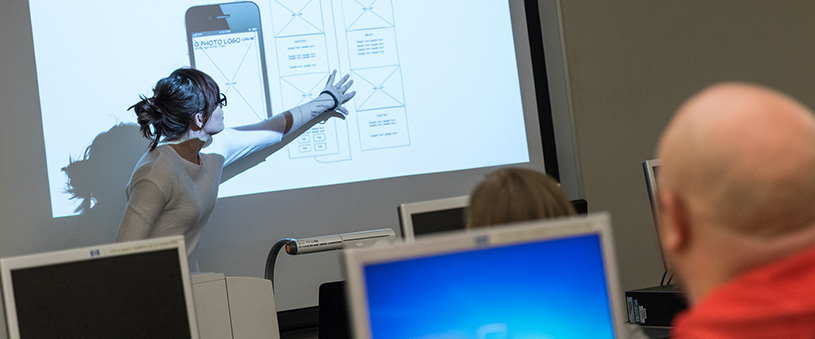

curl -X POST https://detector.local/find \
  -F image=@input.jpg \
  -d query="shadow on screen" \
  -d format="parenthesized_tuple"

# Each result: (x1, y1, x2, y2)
(61, 123, 150, 248)
(60, 112, 344, 248)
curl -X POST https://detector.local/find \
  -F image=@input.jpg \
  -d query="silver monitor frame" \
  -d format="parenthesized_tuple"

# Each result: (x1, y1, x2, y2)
(344, 212, 626, 339)
(398, 195, 469, 242)
(643, 158, 670, 270)
(0, 236, 200, 339)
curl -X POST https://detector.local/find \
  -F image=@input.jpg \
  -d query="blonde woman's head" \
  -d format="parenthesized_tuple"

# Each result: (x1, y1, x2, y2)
(466, 168, 575, 229)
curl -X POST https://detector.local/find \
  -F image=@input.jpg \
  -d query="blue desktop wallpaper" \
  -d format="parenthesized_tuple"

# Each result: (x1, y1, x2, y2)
(363, 234, 615, 339)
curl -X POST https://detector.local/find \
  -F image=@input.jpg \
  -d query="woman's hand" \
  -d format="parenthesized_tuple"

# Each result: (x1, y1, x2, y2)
(321, 70, 356, 115)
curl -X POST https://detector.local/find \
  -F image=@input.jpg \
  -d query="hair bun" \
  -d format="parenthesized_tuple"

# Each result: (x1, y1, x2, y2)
(132, 96, 159, 124)
(131, 95, 165, 149)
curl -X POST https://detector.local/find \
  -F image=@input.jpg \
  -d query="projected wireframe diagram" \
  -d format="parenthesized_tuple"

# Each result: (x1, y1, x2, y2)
(280, 71, 341, 157)
(187, 3, 273, 128)
(344, 0, 394, 31)
(193, 32, 270, 127)
(343, 0, 410, 151)
(270, 0, 324, 37)
(270, 0, 343, 159)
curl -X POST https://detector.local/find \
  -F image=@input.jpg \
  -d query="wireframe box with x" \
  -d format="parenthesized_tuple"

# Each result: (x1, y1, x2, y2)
(343, 0, 394, 31)
(271, 0, 325, 38)
(279, 72, 330, 109)
(352, 66, 404, 111)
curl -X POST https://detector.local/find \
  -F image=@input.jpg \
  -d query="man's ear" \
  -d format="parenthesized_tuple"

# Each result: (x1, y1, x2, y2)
(659, 189, 690, 254)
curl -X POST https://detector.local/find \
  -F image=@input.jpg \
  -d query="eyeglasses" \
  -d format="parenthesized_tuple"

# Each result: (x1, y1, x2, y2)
(194, 93, 227, 114)
(217, 93, 227, 108)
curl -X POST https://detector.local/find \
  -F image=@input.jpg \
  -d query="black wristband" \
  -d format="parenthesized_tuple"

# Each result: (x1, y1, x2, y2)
(320, 90, 339, 111)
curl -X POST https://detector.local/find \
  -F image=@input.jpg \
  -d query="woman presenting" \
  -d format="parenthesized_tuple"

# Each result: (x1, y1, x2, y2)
(116, 68, 354, 257)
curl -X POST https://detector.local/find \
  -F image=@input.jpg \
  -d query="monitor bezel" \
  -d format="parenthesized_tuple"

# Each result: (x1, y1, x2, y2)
(0, 236, 199, 339)
(643, 158, 670, 270)
(398, 195, 469, 242)
(344, 212, 625, 339)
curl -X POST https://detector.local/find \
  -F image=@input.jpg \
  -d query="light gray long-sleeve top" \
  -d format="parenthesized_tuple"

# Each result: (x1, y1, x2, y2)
(115, 127, 283, 255)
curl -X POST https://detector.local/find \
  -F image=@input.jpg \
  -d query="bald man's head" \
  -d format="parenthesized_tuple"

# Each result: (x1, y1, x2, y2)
(658, 83, 815, 237)
(655, 83, 815, 304)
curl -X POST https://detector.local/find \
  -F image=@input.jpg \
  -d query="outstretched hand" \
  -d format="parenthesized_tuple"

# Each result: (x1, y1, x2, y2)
(322, 70, 356, 115)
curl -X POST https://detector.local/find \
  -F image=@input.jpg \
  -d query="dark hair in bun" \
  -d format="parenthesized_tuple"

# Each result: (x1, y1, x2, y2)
(130, 68, 220, 150)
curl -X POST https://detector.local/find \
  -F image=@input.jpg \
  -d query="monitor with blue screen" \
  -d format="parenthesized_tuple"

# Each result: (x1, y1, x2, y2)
(344, 213, 624, 339)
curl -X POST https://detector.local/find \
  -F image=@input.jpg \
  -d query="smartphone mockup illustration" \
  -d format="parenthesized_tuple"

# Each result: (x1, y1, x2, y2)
(186, 2, 272, 127)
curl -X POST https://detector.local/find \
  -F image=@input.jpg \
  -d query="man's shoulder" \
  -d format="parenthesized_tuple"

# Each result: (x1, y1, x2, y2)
(672, 247, 815, 338)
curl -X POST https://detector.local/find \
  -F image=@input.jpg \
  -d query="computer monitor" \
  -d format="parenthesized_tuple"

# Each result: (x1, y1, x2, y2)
(1, 236, 200, 339)
(399, 196, 589, 241)
(345, 213, 625, 339)
(398, 196, 470, 242)
(643, 158, 670, 270)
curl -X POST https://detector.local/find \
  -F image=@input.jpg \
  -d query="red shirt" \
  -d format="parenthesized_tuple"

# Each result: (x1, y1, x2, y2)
(672, 247, 815, 338)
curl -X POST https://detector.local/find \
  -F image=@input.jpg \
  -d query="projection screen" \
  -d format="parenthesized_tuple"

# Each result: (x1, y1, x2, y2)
(0, 0, 579, 315)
